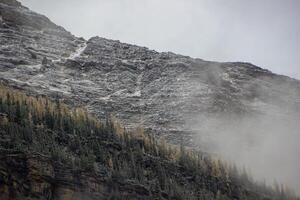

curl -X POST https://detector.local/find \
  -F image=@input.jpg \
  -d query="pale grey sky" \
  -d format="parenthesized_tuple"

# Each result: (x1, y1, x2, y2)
(20, 0, 300, 79)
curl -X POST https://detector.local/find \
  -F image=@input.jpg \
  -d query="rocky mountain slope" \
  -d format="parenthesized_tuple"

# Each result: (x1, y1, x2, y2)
(1, 0, 300, 195)
(1, 0, 300, 148)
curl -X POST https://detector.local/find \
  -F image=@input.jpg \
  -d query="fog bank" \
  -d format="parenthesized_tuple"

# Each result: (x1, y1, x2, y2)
(191, 110, 300, 194)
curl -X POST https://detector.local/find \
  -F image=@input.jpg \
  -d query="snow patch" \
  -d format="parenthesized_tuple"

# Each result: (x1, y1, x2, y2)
(48, 86, 70, 94)
(69, 42, 87, 60)
(128, 90, 141, 97)
(99, 95, 111, 101)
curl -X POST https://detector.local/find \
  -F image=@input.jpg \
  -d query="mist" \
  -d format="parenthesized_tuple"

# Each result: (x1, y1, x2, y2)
(188, 76, 300, 194)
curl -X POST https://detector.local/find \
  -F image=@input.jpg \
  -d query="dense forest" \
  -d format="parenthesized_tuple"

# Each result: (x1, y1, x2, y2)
(0, 84, 298, 200)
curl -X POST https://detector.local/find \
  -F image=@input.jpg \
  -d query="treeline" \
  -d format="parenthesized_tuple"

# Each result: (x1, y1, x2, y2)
(0, 85, 298, 200)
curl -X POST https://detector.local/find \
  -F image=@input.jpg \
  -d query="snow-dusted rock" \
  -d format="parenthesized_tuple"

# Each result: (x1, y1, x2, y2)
(1, 0, 300, 148)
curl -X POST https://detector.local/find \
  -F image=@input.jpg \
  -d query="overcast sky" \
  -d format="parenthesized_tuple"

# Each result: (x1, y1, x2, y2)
(20, 0, 300, 79)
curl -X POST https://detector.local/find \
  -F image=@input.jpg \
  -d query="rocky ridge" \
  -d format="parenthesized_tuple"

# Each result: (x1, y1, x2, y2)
(1, 0, 300, 147)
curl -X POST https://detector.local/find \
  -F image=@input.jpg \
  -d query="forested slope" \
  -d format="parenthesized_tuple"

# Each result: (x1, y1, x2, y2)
(0, 85, 298, 200)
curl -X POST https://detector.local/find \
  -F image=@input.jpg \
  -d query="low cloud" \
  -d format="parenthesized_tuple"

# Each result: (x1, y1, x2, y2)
(190, 90, 300, 194)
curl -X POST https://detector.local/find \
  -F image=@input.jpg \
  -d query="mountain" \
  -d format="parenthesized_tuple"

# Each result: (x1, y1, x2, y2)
(1, 0, 300, 144)
(0, 0, 300, 199)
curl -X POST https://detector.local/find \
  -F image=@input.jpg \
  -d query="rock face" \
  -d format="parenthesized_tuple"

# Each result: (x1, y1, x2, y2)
(1, 0, 300, 149)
